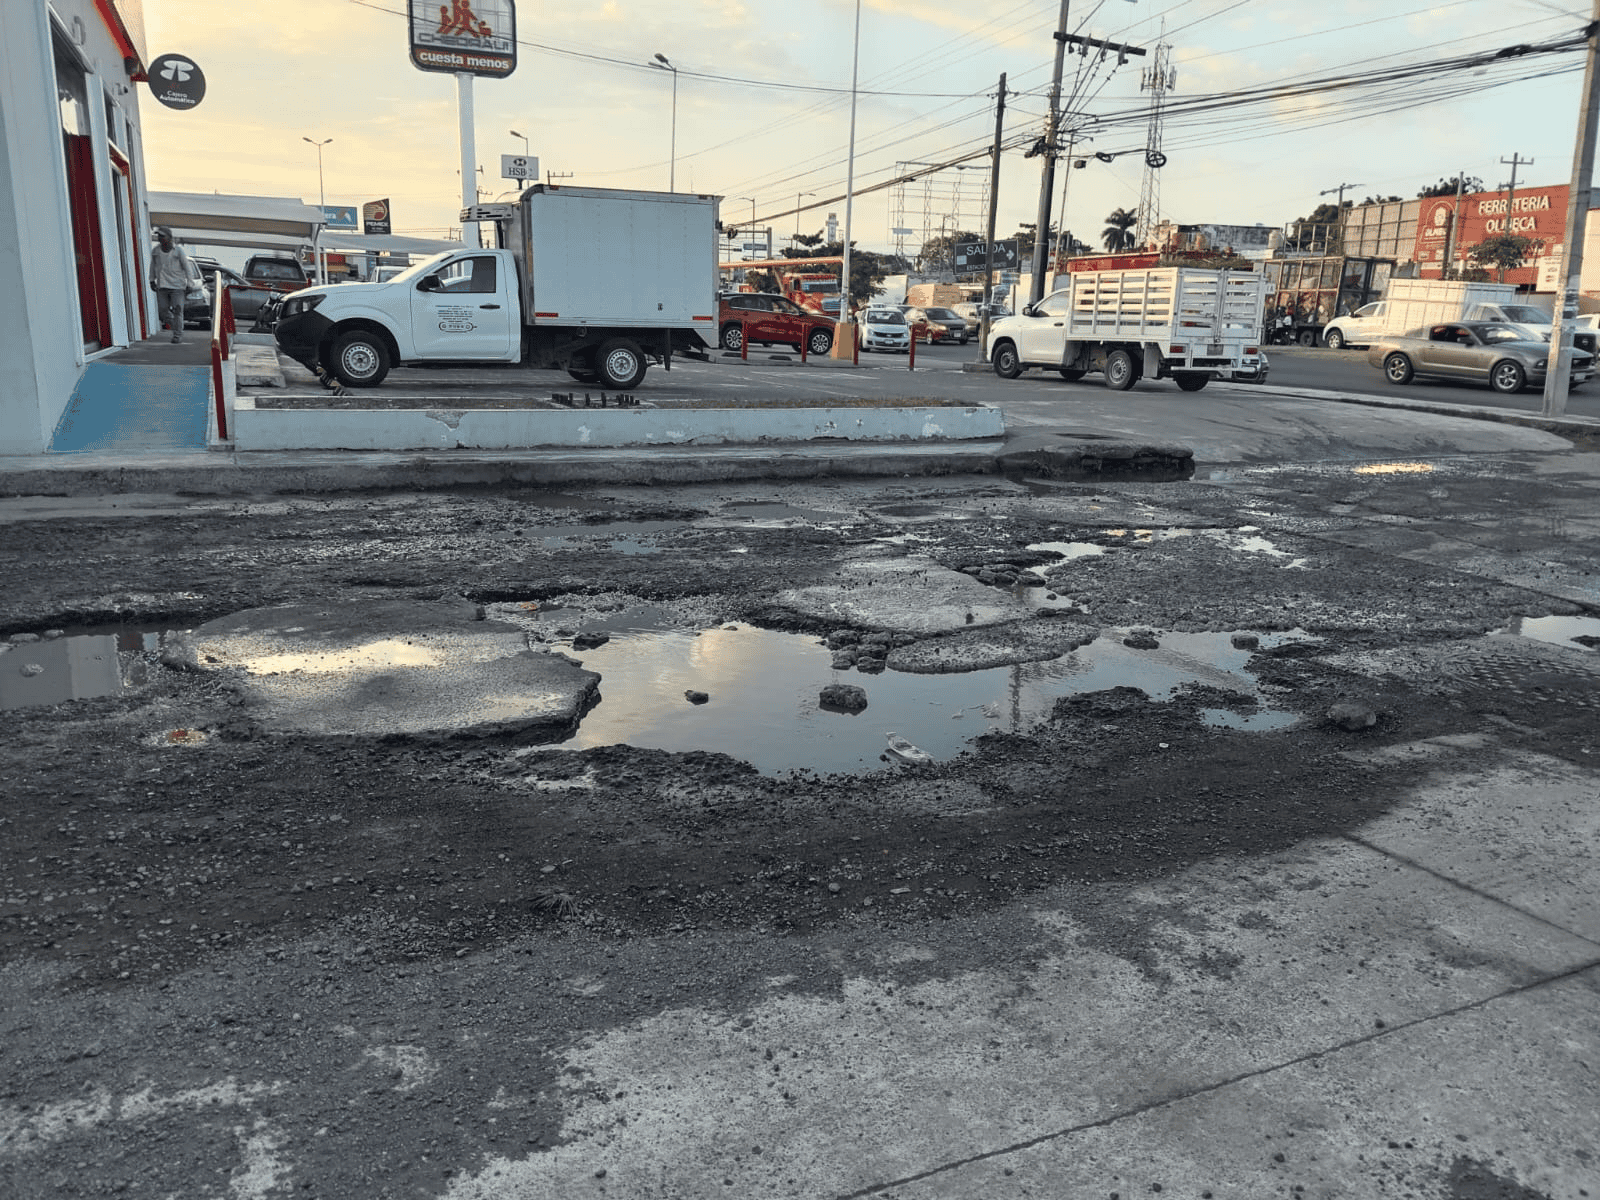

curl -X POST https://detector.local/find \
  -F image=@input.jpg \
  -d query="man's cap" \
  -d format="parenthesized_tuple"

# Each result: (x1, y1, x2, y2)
(155, 226, 173, 237)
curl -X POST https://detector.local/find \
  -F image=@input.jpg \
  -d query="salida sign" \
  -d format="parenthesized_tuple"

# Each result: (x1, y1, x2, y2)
(408, 0, 517, 78)
(1413, 183, 1567, 285)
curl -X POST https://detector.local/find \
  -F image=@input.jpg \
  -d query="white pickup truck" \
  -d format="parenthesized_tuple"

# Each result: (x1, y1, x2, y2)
(274, 185, 719, 389)
(987, 264, 1266, 391)
(1321, 280, 1553, 350)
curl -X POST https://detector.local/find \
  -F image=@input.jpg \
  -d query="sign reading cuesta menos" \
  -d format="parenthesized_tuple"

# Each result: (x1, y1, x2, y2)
(408, 0, 517, 78)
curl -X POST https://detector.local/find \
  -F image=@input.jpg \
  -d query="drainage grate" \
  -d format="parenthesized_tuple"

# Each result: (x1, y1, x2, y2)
(1418, 637, 1600, 710)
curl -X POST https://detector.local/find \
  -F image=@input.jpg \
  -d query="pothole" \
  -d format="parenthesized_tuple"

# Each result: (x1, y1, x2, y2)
(1, 634, 125, 710)
(515, 607, 1311, 775)
(1497, 613, 1600, 651)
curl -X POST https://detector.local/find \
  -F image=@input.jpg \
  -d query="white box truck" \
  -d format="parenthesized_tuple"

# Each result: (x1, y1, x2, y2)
(986, 262, 1267, 391)
(1321, 279, 1553, 349)
(274, 185, 719, 389)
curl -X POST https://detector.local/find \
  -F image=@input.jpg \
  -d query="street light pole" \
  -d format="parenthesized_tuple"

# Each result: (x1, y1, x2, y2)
(651, 54, 679, 192)
(302, 136, 332, 285)
(795, 191, 815, 240)
(510, 129, 529, 190)
(834, 0, 862, 358)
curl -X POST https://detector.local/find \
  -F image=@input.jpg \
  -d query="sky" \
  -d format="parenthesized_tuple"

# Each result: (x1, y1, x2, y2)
(139, 0, 1592, 260)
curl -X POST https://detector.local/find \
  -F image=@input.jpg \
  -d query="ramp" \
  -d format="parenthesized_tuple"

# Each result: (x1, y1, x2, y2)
(50, 362, 211, 453)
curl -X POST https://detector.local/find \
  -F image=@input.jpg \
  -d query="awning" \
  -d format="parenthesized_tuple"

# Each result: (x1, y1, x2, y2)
(314, 232, 466, 256)
(148, 191, 326, 241)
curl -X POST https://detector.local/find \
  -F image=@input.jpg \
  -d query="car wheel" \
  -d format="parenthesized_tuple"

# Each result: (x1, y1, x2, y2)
(329, 329, 391, 388)
(595, 338, 648, 389)
(1058, 368, 1085, 381)
(1105, 349, 1139, 391)
(992, 341, 1023, 379)
(1174, 371, 1210, 392)
(1490, 360, 1527, 394)
(720, 323, 744, 352)
(1383, 352, 1414, 385)
(807, 328, 833, 356)
(1324, 329, 1345, 351)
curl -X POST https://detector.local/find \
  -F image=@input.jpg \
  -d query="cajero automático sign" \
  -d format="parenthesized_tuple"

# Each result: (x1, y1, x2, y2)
(408, 0, 517, 78)
(148, 54, 205, 110)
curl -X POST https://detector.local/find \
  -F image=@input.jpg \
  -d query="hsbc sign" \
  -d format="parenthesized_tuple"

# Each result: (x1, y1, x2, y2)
(409, 0, 517, 78)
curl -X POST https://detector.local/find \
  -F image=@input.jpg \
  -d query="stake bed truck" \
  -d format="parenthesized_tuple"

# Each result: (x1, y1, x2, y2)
(275, 185, 719, 389)
(987, 264, 1266, 391)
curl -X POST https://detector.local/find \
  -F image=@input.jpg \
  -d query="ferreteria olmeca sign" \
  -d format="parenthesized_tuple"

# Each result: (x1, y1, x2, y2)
(408, 0, 517, 78)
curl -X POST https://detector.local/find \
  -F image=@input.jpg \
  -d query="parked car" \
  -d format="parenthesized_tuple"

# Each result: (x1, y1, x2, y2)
(190, 258, 277, 327)
(919, 306, 971, 344)
(952, 301, 1011, 327)
(860, 307, 911, 353)
(899, 306, 956, 344)
(717, 292, 835, 356)
(242, 254, 310, 295)
(172, 256, 210, 329)
(372, 265, 409, 284)
(1367, 322, 1594, 394)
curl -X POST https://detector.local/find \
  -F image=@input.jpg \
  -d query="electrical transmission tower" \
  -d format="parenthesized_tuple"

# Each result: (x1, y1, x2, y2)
(1134, 40, 1174, 247)
(891, 162, 990, 265)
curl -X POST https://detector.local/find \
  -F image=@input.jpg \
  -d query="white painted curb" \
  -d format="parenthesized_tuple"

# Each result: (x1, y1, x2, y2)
(228, 399, 1005, 452)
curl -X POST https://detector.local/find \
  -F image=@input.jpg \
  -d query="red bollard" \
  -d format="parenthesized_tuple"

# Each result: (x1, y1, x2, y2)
(741, 320, 748, 361)
(800, 328, 808, 364)
(853, 322, 860, 365)
(909, 328, 917, 370)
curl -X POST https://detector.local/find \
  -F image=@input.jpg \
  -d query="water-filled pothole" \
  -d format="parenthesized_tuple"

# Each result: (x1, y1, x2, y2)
(1, 636, 123, 710)
(1496, 614, 1600, 651)
(525, 610, 1310, 774)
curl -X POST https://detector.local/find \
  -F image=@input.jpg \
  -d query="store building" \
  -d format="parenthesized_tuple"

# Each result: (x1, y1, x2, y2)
(1, 1, 152, 455)
(1413, 183, 1571, 289)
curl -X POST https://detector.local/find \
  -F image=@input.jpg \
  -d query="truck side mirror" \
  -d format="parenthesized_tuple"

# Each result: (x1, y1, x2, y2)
(418, 275, 441, 292)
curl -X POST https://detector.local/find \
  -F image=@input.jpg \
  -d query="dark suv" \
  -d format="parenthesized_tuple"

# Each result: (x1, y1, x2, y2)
(718, 292, 834, 356)
(242, 255, 310, 294)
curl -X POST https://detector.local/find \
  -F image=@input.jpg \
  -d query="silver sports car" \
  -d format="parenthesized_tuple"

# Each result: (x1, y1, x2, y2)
(1367, 321, 1593, 394)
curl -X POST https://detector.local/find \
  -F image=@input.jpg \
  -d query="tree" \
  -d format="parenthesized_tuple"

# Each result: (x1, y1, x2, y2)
(1362, 194, 1403, 205)
(1418, 175, 1484, 198)
(1466, 234, 1541, 282)
(1101, 208, 1137, 251)
(1284, 201, 1347, 252)
(917, 230, 980, 274)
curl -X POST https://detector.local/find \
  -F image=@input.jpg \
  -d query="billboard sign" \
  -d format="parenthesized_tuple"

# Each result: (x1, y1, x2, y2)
(500, 154, 538, 181)
(148, 53, 205, 110)
(409, 0, 517, 78)
(1413, 184, 1567, 286)
(363, 199, 392, 236)
(320, 205, 359, 231)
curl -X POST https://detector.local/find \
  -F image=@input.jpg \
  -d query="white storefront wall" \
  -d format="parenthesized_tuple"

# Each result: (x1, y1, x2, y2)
(0, 1, 151, 456)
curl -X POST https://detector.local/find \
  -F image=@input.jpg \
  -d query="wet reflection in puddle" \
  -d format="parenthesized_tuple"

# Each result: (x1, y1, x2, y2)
(1026, 541, 1105, 559)
(549, 619, 1310, 775)
(1497, 614, 1600, 651)
(0, 637, 122, 710)
(239, 639, 444, 675)
(1201, 708, 1301, 731)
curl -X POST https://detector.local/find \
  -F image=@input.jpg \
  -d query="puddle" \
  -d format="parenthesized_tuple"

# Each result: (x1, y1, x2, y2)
(1, 636, 123, 710)
(1496, 614, 1600, 651)
(1201, 708, 1301, 731)
(546, 618, 1310, 775)
(1353, 461, 1436, 475)
(492, 520, 681, 554)
(1027, 541, 1106, 559)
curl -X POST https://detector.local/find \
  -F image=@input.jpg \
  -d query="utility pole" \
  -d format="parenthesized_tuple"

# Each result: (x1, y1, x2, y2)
(1028, 0, 1071, 305)
(1543, 3, 1599, 417)
(979, 73, 1006, 362)
(1499, 151, 1534, 282)
(1441, 171, 1466, 277)
(1319, 181, 1362, 252)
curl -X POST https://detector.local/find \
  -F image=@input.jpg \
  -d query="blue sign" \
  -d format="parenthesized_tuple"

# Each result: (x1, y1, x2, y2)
(320, 205, 359, 230)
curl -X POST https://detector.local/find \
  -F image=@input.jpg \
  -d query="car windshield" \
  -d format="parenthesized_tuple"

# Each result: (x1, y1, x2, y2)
(382, 252, 455, 285)
(1477, 324, 1530, 344)
(865, 310, 906, 324)
(926, 308, 962, 321)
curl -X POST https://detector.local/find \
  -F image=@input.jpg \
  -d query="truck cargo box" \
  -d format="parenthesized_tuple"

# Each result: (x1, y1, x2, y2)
(507, 185, 719, 330)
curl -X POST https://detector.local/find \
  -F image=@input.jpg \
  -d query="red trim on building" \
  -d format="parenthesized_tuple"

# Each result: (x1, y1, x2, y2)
(93, 0, 145, 77)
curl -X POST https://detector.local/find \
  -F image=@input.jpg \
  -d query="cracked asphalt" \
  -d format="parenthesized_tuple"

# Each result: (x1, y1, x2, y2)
(3, 426, 1600, 1197)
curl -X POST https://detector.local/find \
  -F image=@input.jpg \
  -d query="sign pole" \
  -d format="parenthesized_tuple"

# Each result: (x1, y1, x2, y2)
(458, 71, 478, 247)
(1543, 2, 1600, 417)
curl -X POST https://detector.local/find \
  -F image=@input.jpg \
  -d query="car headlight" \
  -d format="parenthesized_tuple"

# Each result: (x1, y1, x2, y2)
(282, 294, 325, 318)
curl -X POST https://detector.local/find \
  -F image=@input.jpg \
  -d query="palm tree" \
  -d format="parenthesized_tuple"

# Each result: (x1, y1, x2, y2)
(1101, 207, 1137, 252)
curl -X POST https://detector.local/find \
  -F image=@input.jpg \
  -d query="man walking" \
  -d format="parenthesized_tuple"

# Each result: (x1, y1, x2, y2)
(149, 227, 191, 343)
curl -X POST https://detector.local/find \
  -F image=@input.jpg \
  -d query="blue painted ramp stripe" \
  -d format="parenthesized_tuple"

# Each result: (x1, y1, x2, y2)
(50, 364, 211, 453)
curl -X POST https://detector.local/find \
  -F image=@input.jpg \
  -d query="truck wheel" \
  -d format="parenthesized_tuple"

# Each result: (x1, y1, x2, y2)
(720, 324, 744, 352)
(992, 341, 1022, 379)
(1057, 368, 1085, 381)
(807, 328, 834, 356)
(596, 338, 647, 389)
(1297, 329, 1317, 347)
(1104, 349, 1139, 391)
(328, 330, 390, 388)
(1323, 329, 1346, 350)
(1490, 360, 1526, 394)
(1174, 372, 1210, 392)
(1383, 353, 1414, 385)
